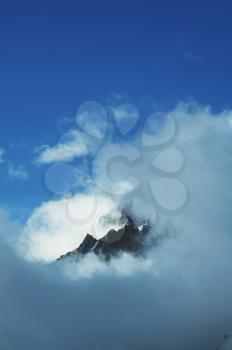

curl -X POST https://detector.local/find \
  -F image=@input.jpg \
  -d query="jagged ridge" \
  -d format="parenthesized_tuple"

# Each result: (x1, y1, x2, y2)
(57, 216, 150, 261)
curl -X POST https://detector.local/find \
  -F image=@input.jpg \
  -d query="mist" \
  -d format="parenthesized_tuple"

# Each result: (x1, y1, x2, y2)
(1, 102, 232, 349)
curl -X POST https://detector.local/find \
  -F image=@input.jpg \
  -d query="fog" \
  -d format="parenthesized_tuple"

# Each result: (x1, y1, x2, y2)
(1, 102, 232, 349)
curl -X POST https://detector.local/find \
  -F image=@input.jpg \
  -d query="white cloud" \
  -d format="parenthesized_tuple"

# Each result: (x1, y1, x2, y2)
(2, 101, 232, 350)
(23, 101, 232, 264)
(0, 148, 6, 164)
(114, 103, 139, 135)
(114, 103, 139, 121)
(36, 130, 89, 164)
(62, 252, 154, 280)
(7, 162, 29, 181)
(19, 192, 125, 262)
(76, 101, 107, 140)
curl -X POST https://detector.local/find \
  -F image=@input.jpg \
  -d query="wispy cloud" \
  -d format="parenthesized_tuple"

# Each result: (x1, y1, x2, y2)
(7, 162, 29, 181)
(36, 130, 89, 164)
(0, 148, 6, 164)
(0, 149, 29, 181)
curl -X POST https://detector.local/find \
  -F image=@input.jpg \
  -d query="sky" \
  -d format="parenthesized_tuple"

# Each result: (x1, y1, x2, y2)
(1, 1, 232, 349)
(1, 0, 232, 216)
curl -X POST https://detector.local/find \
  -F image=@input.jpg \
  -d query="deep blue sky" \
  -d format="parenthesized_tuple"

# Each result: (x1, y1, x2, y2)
(0, 0, 232, 218)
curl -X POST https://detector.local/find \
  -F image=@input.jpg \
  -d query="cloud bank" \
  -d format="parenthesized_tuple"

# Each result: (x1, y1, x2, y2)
(2, 102, 232, 349)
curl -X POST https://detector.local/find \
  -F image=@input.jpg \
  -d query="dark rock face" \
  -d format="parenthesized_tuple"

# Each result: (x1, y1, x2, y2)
(57, 216, 150, 262)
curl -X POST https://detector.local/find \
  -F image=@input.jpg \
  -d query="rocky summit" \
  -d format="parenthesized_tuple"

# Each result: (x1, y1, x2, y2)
(57, 216, 150, 261)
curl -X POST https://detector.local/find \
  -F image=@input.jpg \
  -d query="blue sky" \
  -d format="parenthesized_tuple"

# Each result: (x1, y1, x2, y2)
(2, 3, 232, 349)
(1, 0, 232, 219)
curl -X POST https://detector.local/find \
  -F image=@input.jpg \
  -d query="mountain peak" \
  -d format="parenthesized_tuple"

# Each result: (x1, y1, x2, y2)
(57, 216, 150, 262)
